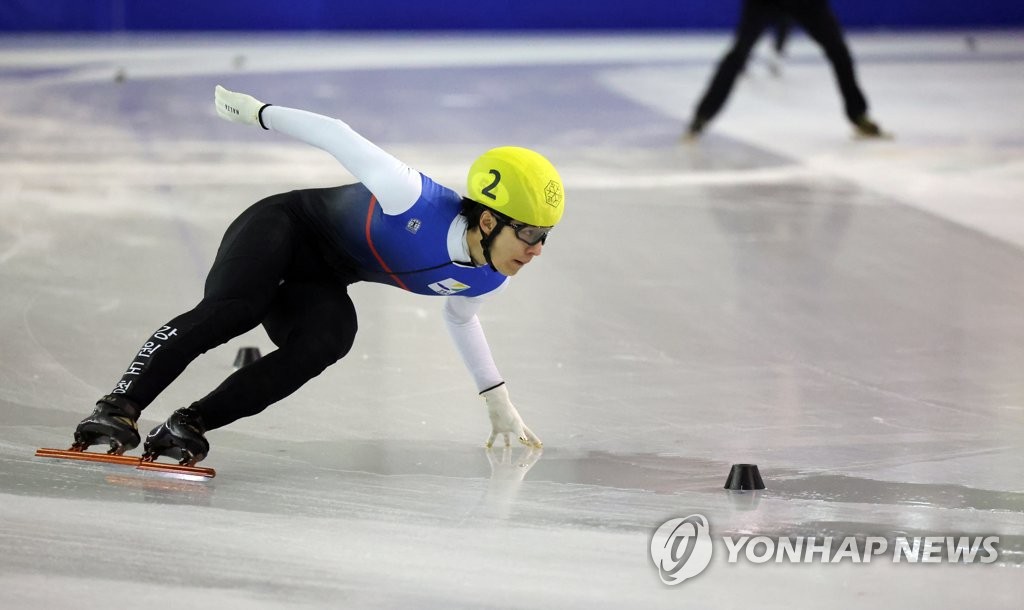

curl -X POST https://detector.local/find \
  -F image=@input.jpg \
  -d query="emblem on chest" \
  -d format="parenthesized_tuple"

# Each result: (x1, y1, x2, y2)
(428, 278, 470, 295)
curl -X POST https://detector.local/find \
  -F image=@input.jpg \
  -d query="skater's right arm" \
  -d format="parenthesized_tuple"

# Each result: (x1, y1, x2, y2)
(214, 85, 421, 215)
(444, 294, 543, 449)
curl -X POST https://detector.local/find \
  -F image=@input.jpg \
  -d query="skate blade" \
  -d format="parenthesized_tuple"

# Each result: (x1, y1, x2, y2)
(853, 130, 895, 141)
(35, 447, 216, 480)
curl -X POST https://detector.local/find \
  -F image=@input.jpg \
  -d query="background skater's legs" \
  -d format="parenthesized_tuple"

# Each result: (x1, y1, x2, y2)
(787, 0, 865, 121)
(786, 0, 886, 135)
(688, 0, 776, 136)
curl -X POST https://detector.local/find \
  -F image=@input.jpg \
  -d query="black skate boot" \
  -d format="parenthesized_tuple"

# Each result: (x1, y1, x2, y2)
(142, 407, 210, 466)
(72, 395, 142, 454)
(683, 116, 708, 142)
(853, 115, 891, 139)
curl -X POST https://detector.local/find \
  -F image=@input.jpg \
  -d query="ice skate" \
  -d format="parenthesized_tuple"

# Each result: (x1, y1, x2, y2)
(72, 395, 141, 454)
(682, 116, 707, 142)
(143, 407, 210, 466)
(853, 115, 893, 140)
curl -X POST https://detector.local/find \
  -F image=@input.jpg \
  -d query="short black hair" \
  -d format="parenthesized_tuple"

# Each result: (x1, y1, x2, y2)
(459, 197, 488, 229)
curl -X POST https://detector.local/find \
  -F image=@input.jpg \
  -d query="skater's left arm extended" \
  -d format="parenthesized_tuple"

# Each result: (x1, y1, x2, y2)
(214, 85, 422, 215)
(444, 294, 543, 449)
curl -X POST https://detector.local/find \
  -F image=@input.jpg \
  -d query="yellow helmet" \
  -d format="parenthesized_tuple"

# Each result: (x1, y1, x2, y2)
(466, 146, 564, 227)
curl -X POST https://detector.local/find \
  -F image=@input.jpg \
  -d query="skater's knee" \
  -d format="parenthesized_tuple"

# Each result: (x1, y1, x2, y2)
(294, 331, 355, 373)
(313, 330, 355, 365)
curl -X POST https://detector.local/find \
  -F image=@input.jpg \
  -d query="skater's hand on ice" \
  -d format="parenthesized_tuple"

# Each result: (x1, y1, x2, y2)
(214, 85, 270, 129)
(480, 383, 542, 449)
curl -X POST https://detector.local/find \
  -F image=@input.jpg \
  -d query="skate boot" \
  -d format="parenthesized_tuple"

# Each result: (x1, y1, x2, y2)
(683, 116, 708, 142)
(143, 407, 209, 466)
(853, 115, 891, 139)
(72, 395, 142, 454)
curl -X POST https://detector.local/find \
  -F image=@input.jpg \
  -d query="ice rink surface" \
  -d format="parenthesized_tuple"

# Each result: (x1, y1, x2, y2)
(1, 30, 1023, 608)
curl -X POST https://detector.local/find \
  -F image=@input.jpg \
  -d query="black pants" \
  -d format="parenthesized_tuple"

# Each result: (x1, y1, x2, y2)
(109, 192, 358, 430)
(772, 16, 791, 54)
(693, 0, 868, 125)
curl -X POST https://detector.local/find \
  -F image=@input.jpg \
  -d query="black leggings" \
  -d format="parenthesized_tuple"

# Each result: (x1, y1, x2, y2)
(109, 192, 358, 430)
(693, 0, 868, 124)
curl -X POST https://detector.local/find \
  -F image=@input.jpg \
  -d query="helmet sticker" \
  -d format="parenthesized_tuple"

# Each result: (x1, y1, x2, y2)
(544, 180, 562, 208)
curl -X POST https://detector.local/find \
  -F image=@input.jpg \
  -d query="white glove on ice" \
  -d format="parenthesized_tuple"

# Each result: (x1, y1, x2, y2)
(480, 383, 542, 449)
(214, 84, 270, 129)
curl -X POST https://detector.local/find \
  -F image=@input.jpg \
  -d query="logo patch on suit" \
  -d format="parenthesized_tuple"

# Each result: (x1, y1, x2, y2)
(428, 278, 470, 295)
(406, 218, 422, 234)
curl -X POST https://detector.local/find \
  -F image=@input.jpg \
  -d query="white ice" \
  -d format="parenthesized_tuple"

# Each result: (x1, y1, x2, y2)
(0, 31, 1022, 608)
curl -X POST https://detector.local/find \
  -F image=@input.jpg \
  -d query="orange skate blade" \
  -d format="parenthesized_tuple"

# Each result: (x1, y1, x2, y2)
(35, 447, 216, 480)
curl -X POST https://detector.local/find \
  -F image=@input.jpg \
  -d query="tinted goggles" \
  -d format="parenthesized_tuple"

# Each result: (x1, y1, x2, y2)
(506, 220, 552, 246)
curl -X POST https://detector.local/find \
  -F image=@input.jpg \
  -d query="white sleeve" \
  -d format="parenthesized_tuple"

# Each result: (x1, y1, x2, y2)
(260, 105, 421, 215)
(443, 285, 508, 392)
